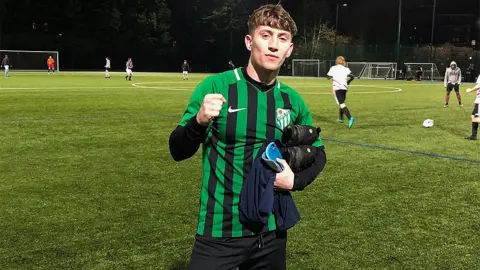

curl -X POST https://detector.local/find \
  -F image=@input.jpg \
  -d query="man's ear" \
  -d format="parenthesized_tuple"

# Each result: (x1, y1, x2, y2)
(286, 42, 294, 58)
(245, 34, 253, 51)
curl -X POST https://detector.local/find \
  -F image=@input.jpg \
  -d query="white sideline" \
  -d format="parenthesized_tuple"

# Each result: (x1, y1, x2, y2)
(132, 82, 403, 95)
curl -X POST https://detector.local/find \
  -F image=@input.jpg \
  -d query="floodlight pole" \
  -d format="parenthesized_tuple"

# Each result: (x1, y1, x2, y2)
(477, 0, 480, 73)
(333, 1, 339, 58)
(429, 0, 436, 62)
(478, 1, 480, 50)
(396, 0, 402, 65)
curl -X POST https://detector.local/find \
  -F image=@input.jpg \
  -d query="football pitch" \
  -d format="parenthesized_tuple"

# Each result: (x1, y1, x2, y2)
(0, 72, 479, 269)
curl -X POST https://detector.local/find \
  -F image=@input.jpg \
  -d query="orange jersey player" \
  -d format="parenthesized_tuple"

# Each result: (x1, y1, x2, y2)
(47, 56, 55, 73)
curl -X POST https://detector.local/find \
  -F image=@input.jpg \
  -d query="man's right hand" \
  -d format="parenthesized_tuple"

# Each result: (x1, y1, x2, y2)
(196, 94, 226, 126)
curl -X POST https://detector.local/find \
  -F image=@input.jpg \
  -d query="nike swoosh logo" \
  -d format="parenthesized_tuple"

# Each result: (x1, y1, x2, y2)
(228, 106, 247, 113)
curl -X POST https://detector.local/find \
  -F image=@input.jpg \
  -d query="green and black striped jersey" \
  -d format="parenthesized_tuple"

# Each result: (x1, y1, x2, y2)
(178, 68, 324, 238)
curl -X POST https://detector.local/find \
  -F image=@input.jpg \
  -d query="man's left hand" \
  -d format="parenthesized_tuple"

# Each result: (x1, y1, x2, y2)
(274, 159, 294, 191)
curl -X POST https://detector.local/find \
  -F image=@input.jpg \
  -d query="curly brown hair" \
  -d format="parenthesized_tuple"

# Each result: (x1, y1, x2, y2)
(247, 4, 297, 37)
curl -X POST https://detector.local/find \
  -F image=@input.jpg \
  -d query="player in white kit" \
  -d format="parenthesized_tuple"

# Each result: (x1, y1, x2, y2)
(125, 58, 133, 81)
(105, 57, 111, 78)
(327, 56, 356, 128)
(465, 76, 480, 140)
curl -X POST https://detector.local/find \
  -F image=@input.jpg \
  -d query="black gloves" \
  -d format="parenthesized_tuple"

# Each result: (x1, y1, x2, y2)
(280, 125, 322, 173)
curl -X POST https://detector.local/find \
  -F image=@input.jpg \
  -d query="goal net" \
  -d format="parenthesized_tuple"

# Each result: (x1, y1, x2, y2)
(346, 62, 397, 79)
(364, 62, 397, 80)
(403, 63, 441, 81)
(292, 59, 320, 77)
(0, 50, 59, 72)
(346, 62, 367, 78)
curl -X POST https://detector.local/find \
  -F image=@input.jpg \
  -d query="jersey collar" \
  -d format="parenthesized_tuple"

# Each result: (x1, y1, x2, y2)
(235, 67, 280, 91)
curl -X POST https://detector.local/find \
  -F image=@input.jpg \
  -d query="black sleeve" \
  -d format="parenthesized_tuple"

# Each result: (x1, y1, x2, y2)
(169, 115, 208, 161)
(291, 147, 327, 191)
(347, 74, 355, 85)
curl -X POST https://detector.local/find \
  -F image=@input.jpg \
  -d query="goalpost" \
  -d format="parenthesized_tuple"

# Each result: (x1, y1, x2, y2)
(403, 63, 441, 81)
(0, 50, 59, 72)
(347, 62, 397, 79)
(346, 62, 367, 78)
(364, 62, 397, 80)
(292, 59, 320, 77)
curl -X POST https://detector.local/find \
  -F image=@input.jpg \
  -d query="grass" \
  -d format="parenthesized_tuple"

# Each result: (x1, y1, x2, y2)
(0, 71, 479, 269)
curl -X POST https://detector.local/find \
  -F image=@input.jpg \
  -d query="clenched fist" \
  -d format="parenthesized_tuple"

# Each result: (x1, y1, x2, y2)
(196, 94, 227, 126)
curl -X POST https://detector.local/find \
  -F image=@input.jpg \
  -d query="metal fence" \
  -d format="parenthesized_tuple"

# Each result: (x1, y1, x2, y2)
(280, 43, 479, 81)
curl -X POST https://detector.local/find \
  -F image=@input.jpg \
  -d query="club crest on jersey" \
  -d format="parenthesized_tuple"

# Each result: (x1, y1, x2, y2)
(276, 108, 291, 129)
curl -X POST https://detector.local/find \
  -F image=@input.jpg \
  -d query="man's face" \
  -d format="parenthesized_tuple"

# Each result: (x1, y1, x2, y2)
(245, 25, 293, 72)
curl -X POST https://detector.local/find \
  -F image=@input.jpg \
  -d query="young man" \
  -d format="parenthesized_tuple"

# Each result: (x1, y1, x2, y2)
(401, 64, 407, 80)
(105, 57, 111, 79)
(1, 55, 10, 78)
(47, 56, 55, 74)
(444, 61, 463, 107)
(169, 4, 326, 269)
(327, 56, 355, 128)
(182, 60, 189, 80)
(416, 66, 423, 81)
(465, 76, 480, 140)
(125, 58, 133, 81)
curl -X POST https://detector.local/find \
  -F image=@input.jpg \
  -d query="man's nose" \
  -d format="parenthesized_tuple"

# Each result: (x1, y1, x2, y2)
(268, 37, 279, 52)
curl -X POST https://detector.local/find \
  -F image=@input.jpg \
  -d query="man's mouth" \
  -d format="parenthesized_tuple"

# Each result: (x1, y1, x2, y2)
(265, 54, 279, 60)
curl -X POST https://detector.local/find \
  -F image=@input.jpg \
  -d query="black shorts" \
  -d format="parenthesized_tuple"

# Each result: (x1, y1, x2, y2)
(188, 230, 287, 270)
(334, 90, 347, 104)
(446, 83, 460, 92)
(473, 104, 479, 116)
(105, 67, 110, 71)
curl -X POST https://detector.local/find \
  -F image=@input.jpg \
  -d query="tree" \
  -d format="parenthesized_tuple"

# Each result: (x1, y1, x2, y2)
(115, 0, 171, 55)
(0, 0, 171, 69)
(295, 21, 354, 59)
(202, 0, 248, 58)
(0, 0, 10, 49)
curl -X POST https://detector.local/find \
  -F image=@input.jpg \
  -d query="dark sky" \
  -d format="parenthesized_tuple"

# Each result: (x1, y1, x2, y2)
(284, 0, 480, 45)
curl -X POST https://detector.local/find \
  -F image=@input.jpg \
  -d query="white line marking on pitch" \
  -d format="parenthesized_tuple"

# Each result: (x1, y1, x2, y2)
(0, 86, 134, 90)
(132, 82, 403, 94)
(0, 82, 403, 95)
